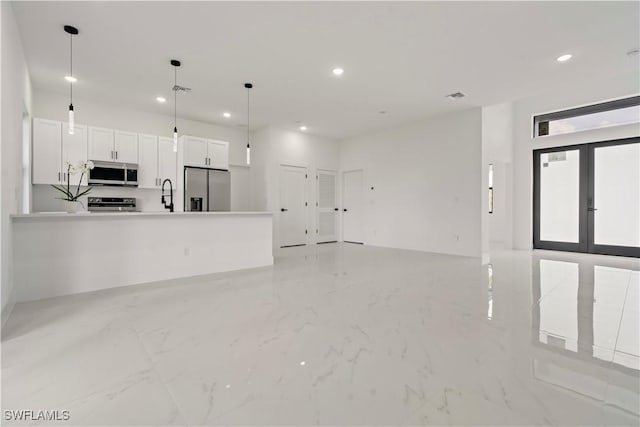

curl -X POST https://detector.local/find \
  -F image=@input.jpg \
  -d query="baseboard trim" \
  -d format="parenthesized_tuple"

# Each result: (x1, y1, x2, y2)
(1, 299, 16, 329)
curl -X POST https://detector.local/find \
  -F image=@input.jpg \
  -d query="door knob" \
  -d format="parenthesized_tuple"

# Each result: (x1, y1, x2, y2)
(334, 208, 339, 211)
(343, 209, 348, 212)
(281, 208, 288, 212)
(587, 208, 598, 212)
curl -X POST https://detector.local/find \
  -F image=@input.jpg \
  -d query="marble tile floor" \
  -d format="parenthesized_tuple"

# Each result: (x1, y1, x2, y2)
(1, 243, 639, 426)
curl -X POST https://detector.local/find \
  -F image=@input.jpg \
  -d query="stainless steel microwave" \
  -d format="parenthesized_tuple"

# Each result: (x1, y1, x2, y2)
(88, 161, 138, 187)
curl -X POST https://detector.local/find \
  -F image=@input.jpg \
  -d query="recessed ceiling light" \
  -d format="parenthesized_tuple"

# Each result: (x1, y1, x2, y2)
(64, 75, 77, 83)
(556, 54, 572, 62)
(223, 112, 231, 118)
(332, 67, 344, 76)
(299, 125, 307, 131)
(446, 92, 466, 100)
(156, 96, 167, 103)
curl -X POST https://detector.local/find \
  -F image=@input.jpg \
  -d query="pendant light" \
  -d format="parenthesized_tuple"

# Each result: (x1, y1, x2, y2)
(64, 25, 79, 135)
(245, 83, 253, 165)
(171, 59, 181, 152)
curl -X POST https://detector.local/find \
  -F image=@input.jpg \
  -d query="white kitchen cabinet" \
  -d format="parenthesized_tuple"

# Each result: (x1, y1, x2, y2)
(138, 134, 177, 189)
(138, 134, 159, 188)
(114, 130, 138, 163)
(182, 136, 229, 169)
(208, 140, 229, 170)
(32, 118, 62, 185)
(183, 135, 209, 167)
(88, 127, 115, 162)
(62, 123, 88, 186)
(158, 137, 177, 186)
(89, 128, 137, 163)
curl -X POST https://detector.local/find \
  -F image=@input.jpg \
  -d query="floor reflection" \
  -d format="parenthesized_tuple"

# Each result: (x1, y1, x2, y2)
(531, 251, 639, 415)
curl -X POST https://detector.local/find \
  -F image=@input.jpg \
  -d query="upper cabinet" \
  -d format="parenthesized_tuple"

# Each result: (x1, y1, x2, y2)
(207, 140, 229, 170)
(138, 134, 177, 189)
(115, 130, 138, 163)
(182, 135, 229, 170)
(32, 119, 224, 191)
(88, 127, 114, 162)
(182, 135, 209, 167)
(158, 137, 177, 186)
(88, 127, 138, 163)
(138, 134, 159, 188)
(33, 119, 89, 186)
(62, 123, 88, 186)
(33, 119, 62, 185)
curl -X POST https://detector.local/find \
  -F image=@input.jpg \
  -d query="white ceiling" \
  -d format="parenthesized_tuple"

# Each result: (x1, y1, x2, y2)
(12, 1, 640, 140)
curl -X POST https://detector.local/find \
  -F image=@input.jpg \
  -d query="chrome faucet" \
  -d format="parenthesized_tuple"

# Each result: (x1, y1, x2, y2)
(161, 178, 174, 212)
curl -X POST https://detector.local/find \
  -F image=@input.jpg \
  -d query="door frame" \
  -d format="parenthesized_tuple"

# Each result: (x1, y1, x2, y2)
(533, 136, 640, 257)
(533, 144, 588, 253)
(342, 169, 364, 244)
(316, 168, 338, 244)
(279, 164, 308, 248)
(587, 137, 640, 257)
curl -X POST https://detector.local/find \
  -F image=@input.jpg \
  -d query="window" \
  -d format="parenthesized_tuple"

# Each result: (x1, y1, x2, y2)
(488, 164, 494, 214)
(534, 96, 640, 138)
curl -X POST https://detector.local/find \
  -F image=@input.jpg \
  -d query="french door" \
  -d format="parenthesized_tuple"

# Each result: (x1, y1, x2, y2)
(316, 170, 338, 243)
(533, 137, 640, 257)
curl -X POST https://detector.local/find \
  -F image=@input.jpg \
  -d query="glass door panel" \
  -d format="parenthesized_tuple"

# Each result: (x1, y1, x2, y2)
(539, 150, 581, 243)
(592, 142, 640, 248)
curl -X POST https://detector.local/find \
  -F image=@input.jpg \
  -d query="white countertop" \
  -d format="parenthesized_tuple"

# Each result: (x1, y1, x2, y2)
(12, 211, 272, 220)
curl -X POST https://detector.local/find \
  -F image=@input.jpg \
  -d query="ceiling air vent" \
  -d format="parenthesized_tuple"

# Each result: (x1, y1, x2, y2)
(446, 92, 466, 99)
(173, 85, 191, 93)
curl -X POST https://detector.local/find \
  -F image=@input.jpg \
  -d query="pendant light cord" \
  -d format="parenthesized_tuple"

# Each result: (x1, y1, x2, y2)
(69, 34, 73, 104)
(174, 66, 177, 130)
(247, 87, 250, 145)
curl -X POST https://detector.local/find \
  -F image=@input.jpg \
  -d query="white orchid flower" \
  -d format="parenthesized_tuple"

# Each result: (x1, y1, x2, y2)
(86, 160, 95, 170)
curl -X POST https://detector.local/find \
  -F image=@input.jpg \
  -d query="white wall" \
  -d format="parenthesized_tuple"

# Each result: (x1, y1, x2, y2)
(341, 108, 483, 258)
(511, 75, 640, 250)
(31, 90, 251, 212)
(250, 126, 341, 248)
(481, 102, 514, 257)
(1, 1, 33, 325)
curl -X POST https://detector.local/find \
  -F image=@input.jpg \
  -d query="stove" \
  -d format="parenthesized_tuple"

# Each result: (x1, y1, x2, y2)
(87, 197, 137, 212)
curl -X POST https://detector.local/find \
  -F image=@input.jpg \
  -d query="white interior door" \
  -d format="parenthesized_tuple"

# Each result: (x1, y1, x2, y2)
(317, 170, 338, 243)
(343, 169, 364, 243)
(280, 165, 307, 247)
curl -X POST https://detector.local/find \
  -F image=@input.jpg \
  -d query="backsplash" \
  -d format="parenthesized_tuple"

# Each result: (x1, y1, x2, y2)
(32, 185, 168, 213)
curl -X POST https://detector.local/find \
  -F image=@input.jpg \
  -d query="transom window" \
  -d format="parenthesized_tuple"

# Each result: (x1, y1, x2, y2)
(534, 96, 640, 138)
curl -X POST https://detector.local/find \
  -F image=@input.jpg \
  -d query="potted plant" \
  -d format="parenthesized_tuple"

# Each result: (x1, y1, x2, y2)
(51, 160, 95, 213)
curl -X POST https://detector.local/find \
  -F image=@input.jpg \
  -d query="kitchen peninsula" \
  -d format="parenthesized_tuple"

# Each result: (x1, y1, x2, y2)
(12, 211, 273, 302)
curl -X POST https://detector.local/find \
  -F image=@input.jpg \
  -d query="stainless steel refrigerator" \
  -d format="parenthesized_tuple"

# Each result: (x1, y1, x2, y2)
(184, 167, 231, 212)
